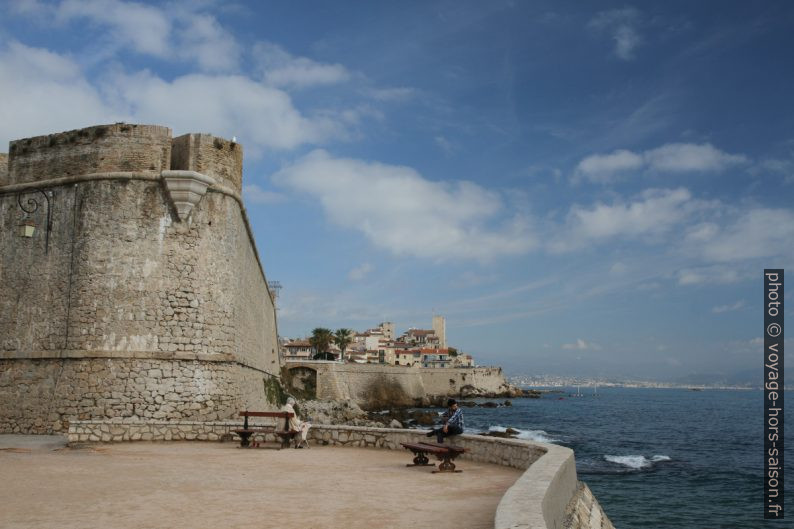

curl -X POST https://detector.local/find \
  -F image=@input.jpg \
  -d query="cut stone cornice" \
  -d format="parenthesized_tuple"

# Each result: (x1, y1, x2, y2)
(161, 170, 216, 221)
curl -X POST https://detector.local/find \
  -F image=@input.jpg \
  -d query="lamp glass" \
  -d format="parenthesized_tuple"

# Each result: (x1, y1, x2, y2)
(19, 224, 36, 237)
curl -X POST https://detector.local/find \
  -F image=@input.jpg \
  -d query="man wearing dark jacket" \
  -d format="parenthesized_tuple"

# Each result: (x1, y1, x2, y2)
(427, 398, 464, 443)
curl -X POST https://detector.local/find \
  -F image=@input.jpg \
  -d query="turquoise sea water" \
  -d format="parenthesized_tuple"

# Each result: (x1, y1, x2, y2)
(455, 388, 792, 529)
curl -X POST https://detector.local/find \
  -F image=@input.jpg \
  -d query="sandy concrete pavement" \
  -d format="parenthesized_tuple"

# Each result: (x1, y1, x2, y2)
(0, 438, 522, 529)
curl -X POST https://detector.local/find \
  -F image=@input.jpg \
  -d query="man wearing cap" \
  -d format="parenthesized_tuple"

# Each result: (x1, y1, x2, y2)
(427, 398, 464, 443)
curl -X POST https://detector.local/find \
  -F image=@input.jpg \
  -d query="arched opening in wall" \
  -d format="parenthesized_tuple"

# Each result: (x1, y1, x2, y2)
(284, 367, 317, 400)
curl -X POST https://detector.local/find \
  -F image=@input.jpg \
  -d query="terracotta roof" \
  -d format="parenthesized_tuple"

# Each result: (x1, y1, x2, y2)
(407, 329, 435, 336)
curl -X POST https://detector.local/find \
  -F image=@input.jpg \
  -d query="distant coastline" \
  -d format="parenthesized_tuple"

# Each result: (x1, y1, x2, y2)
(508, 375, 787, 391)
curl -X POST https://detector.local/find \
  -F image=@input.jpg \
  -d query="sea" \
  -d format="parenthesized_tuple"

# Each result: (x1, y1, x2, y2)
(450, 387, 792, 529)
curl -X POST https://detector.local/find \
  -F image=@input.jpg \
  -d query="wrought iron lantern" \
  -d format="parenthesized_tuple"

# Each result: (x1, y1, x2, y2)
(18, 220, 36, 238)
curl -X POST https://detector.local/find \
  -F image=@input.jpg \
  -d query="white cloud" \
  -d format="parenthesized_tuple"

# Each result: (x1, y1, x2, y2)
(273, 150, 536, 261)
(683, 222, 719, 243)
(34, 0, 242, 72)
(588, 8, 642, 60)
(435, 135, 457, 155)
(102, 70, 344, 151)
(562, 338, 601, 350)
(0, 41, 121, 146)
(243, 184, 285, 205)
(348, 262, 373, 281)
(712, 300, 744, 313)
(173, 10, 242, 72)
(253, 42, 350, 88)
(758, 157, 794, 184)
(552, 188, 697, 251)
(0, 41, 354, 153)
(57, 0, 172, 58)
(697, 208, 794, 262)
(676, 265, 741, 286)
(575, 143, 748, 183)
(575, 149, 643, 183)
(644, 143, 748, 172)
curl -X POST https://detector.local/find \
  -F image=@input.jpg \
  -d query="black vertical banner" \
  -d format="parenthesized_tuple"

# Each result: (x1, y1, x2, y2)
(764, 269, 784, 519)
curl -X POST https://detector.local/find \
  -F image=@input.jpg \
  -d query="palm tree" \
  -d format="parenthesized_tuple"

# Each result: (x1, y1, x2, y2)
(334, 328, 354, 362)
(309, 328, 333, 360)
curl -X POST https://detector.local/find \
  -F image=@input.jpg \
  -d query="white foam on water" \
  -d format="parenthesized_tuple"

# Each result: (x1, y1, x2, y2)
(488, 425, 560, 443)
(604, 454, 672, 469)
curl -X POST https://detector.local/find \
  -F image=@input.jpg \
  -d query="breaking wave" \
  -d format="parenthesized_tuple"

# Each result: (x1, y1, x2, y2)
(488, 425, 560, 443)
(604, 454, 672, 470)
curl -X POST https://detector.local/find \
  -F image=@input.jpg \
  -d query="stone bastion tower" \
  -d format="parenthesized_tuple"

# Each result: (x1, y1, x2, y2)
(0, 124, 281, 434)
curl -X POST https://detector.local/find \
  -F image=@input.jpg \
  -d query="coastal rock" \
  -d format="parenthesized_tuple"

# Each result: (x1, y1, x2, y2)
(480, 427, 520, 439)
(299, 399, 375, 426)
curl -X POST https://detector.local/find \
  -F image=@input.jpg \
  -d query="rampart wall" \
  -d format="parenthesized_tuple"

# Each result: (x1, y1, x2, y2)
(285, 362, 518, 408)
(0, 124, 280, 433)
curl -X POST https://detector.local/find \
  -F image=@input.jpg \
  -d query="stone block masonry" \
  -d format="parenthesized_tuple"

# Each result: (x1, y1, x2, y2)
(0, 124, 280, 433)
(284, 362, 518, 408)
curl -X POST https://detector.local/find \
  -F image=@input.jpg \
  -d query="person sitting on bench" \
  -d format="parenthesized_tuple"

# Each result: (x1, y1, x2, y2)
(282, 397, 311, 448)
(426, 398, 464, 443)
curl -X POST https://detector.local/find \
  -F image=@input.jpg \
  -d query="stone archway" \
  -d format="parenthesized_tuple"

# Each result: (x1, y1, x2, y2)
(284, 366, 318, 400)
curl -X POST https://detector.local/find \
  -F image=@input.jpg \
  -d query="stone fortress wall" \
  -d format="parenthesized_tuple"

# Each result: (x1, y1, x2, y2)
(0, 124, 280, 434)
(286, 362, 517, 408)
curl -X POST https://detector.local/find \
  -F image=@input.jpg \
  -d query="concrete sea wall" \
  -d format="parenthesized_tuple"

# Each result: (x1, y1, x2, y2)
(0, 124, 280, 433)
(67, 420, 614, 529)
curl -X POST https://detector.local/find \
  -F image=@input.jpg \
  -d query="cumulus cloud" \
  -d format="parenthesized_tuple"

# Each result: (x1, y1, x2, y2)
(695, 208, 794, 262)
(574, 149, 643, 183)
(0, 40, 350, 152)
(0, 41, 121, 145)
(575, 143, 748, 183)
(254, 42, 350, 88)
(272, 150, 536, 261)
(588, 8, 642, 60)
(644, 143, 748, 172)
(551, 188, 698, 251)
(54, 0, 240, 71)
(107, 71, 342, 151)
(57, 0, 171, 57)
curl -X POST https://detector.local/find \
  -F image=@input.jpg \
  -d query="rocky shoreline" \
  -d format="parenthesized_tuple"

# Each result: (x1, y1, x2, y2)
(296, 391, 541, 436)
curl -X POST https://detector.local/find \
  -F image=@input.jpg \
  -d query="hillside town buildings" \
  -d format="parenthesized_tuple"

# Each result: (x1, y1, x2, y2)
(280, 316, 475, 368)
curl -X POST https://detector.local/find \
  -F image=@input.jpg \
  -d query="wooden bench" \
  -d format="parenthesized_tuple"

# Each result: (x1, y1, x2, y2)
(401, 441, 466, 473)
(234, 411, 298, 449)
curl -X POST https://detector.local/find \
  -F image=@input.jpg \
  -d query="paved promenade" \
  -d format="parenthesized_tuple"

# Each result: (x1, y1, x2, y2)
(0, 436, 521, 529)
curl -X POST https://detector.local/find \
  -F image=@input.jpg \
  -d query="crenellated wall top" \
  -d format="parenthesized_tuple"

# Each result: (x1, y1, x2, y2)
(171, 133, 243, 193)
(4, 123, 173, 186)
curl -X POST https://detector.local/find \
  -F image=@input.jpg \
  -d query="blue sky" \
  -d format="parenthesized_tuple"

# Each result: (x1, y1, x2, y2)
(1, 1, 792, 380)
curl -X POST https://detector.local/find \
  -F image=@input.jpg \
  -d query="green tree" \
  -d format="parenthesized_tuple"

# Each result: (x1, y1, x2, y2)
(334, 328, 354, 361)
(310, 328, 334, 360)
(448, 347, 458, 357)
